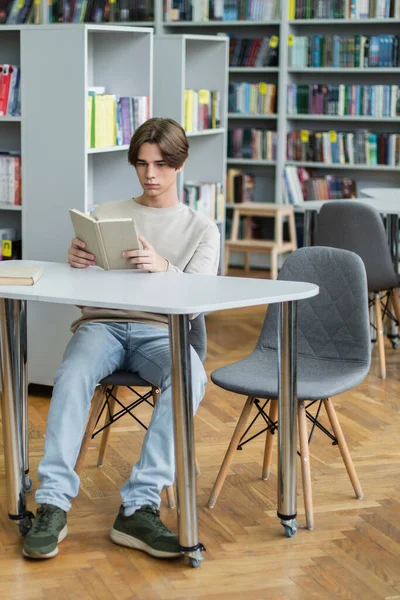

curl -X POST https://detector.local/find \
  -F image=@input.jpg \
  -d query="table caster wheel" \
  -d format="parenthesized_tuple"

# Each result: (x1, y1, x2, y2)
(188, 557, 201, 568)
(24, 476, 33, 492)
(391, 339, 399, 349)
(281, 518, 298, 538)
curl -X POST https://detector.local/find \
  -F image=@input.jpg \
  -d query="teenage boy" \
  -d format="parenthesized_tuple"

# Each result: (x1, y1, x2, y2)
(23, 117, 220, 560)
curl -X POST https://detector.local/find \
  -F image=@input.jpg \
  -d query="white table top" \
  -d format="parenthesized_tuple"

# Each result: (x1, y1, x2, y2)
(360, 187, 400, 208)
(294, 196, 400, 215)
(0, 261, 319, 314)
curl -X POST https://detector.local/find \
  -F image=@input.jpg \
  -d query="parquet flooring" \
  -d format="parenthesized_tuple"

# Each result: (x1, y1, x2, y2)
(1, 269, 400, 599)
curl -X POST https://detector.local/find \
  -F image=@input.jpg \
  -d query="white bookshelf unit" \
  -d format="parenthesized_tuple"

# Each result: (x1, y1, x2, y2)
(153, 33, 228, 273)
(0, 24, 153, 386)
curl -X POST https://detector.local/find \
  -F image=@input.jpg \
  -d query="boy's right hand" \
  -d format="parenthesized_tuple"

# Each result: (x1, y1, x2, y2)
(68, 238, 95, 269)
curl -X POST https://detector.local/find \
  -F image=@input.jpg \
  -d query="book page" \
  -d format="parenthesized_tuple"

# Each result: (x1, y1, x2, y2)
(69, 209, 105, 269)
(97, 219, 140, 270)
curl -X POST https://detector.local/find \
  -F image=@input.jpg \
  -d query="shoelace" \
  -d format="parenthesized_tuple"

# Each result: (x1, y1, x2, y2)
(139, 505, 172, 536)
(32, 506, 58, 534)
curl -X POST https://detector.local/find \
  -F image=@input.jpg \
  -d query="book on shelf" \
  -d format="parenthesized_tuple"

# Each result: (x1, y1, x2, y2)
(0, 264, 43, 286)
(283, 166, 357, 204)
(0, 0, 40, 23)
(165, 0, 280, 21)
(87, 90, 150, 149)
(69, 209, 141, 271)
(0, 227, 21, 261)
(184, 89, 221, 132)
(0, 65, 21, 117)
(287, 84, 400, 117)
(48, 0, 153, 22)
(226, 168, 255, 204)
(288, 35, 400, 68)
(289, 0, 400, 19)
(287, 129, 400, 166)
(229, 82, 276, 115)
(183, 181, 224, 221)
(0, 152, 21, 206)
(228, 128, 277, 160)
(229, 36, 279, 67)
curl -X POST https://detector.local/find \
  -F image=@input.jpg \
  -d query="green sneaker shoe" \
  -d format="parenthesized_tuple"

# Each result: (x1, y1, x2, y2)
(110, 505, 182, 559)
(23, 504, 67, 559)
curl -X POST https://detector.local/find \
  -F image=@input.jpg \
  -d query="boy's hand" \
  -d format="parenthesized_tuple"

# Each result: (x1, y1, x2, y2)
(123, 235, 168, 273)
(68, 238, 95, 269)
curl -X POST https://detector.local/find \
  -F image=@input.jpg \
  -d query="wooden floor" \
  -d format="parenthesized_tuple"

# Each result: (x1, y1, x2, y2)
(1, 273, 400, 599)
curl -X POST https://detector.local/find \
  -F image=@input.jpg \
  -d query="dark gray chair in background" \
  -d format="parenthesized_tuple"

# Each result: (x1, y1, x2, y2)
(75, 314, 206, 509)
(207, 247, 370, 532)
(314, 201, 400, 379)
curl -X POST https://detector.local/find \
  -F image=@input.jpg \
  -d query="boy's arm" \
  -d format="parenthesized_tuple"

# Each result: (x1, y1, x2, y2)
(166, 223, 221, 276)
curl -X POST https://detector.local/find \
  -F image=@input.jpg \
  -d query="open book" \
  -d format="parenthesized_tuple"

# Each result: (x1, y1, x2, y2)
(69, 209, 141, 270)
(0, 265, 44, 286)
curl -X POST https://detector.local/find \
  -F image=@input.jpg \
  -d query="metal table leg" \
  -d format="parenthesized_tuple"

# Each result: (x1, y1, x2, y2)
(277, 301, 298, 537)
(303, 211, 313, 247)
(386, 214, 399, 345)
(0, 298, 33, 535)
(169, 314, 204, 568)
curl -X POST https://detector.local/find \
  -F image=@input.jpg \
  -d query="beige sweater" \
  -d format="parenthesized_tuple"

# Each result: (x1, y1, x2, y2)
(71, 199, 220, 332)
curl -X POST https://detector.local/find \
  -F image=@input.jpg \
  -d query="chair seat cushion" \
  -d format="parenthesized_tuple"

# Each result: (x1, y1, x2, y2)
(100, 370, 151, 387)
(211, 348, 370, 401)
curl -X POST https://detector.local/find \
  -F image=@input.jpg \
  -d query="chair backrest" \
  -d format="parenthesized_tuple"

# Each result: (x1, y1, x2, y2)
(313, 201, 398, 293)
(189, 314, 207, 364)
(256, 246, 371, 365)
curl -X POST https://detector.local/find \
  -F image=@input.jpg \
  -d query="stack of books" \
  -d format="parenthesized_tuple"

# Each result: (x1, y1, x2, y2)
(287, 129, 400, 166)
(0, 228, 21, 261)
(49, 0, 154, 22)
(229, 82, 277, 115)
(165, 0, 280, 21)
(0, 153, 21, 206)
(226, 168, 255, 204)
(0, 0, 40, 23)
(289, 0, 400, 19)
(283, 166, 357, 204)
(0, 65, 21, 117)
(287, 84, 400, 117)
(184, 89, 222, 132)
(228, 128, 277, 160)
(229, 37, 279, 67)
(183, 181, 224, 221)
(87, 88, 150, 149)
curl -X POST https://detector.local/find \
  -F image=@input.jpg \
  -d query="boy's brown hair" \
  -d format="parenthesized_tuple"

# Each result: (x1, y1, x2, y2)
(128, 117, 189, 169)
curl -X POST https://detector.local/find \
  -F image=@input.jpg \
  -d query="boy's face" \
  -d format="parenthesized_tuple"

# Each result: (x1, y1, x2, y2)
(135, 143, 183, 198)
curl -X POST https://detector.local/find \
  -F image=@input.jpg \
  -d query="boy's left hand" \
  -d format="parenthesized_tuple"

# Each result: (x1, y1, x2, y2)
(123, 235, 168, 273)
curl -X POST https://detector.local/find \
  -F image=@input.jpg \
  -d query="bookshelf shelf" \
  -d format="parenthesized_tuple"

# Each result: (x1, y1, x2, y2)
(163, 20, 281, 27)
(228, 113, 278, 119)
(288, 67, 400, 73)
(0, 203, 22, 211)
(87, 144, 130, 154)
(186, 127, 225, 137)
(289, 18, 400, 24)
(286, 161, 400, 171)
(227, 159, 277, 166)
(286, 115, 400, 122)
(229, 67, 279, 73)
(0, 116, 21, 122)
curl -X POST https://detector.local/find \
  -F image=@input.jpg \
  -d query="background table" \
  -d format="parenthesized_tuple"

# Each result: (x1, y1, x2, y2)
(0, 261, 318, 566)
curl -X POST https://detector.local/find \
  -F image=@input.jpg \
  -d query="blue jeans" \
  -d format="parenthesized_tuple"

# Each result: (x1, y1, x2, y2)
(35, 322, 207, 513)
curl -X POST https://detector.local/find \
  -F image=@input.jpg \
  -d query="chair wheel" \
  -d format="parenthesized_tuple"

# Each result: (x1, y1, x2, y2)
(391, 339, 400, 349)
(188, 557, 201, 568)
(282, 519, 298, 538)
(284, 525, 296, 538)
(24, 476, 33, 493)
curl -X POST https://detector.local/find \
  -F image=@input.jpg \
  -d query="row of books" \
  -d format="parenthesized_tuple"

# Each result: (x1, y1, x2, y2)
(183, 181, 224, 221)
(229, 37, 279, 67)
(228, 128, 277, 160)
(0, 0, 40, 23)
(287, 129, 400, 166)
(87, 90, 149, 149)
(283, 166, 357, 204)
(184, 89, 222, 132)
(49, 0, 153, 22)
(288, 35, 400, 68)
(287, 84, 400, 117)
(0, 153, 21, 206)
(164, 0, 279, 21)
(226, 168, 255, 204)
(289, 0, 400, 19)
(228, 82, 277, 115)
(0, 65, 21, 117)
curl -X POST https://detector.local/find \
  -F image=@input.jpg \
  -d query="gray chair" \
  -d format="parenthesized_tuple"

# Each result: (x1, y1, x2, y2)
(207, 246, 370, 530)
(75, 314, 206, 509)
(314, 201, 400, 379)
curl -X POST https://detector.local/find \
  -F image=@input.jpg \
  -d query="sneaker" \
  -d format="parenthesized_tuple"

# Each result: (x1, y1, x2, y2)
(110, 504, 181, 559)
(23, 504, 67, 559)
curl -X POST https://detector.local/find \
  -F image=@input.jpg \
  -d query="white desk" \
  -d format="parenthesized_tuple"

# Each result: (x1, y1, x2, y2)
(0, 261, 318, 566)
